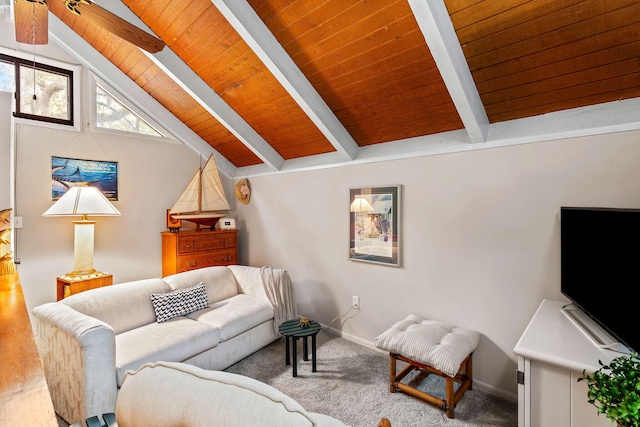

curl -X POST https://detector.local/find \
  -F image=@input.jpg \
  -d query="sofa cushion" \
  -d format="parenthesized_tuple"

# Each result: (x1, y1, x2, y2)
(163, 266, 238, 304)
(115, 318, 220, 387)
(62, 278, 170, 334)
(116, 362, 325, 427)
(187, 294, 274, 342)
(151, 282, 209, 323)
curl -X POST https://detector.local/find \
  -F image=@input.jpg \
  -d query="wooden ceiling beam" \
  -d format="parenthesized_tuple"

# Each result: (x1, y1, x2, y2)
(47, 14, 239, 178)
(148, 48, 285, 171)
(407, 0, 489, 144)
(93, 0, 285, 171)
(211, 0, 360, 161)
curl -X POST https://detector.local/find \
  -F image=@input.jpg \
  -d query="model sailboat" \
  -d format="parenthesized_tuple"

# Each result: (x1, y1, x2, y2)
(169, 155, 230, 231)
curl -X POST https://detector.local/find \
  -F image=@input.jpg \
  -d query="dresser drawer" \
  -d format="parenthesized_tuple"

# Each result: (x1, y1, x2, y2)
(162, 230, 239, 277)
(177, 232, 237, 254)
(176, 250, 237, 272)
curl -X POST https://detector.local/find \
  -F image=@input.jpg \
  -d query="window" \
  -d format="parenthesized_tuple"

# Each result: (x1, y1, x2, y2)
(0, 59, 14, 93)
(0, 53, 74, 126)
(96, 85, 162, 137)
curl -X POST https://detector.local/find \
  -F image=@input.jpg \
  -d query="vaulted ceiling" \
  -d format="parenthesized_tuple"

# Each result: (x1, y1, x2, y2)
(41, 0, 640, 177)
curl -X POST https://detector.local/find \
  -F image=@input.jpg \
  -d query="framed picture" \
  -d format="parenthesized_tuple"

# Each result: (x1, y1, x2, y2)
(51, 156, 119, 201)
(349, 185, 401, 266)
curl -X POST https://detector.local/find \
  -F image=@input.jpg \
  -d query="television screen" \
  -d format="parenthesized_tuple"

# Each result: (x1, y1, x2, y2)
(561, 207, 639, 353)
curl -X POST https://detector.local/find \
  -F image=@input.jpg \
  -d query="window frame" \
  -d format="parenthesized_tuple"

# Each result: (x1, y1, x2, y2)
(0, 47, 81, 132)
(89, 73, 177, 143)
(13, 57, 74, 126)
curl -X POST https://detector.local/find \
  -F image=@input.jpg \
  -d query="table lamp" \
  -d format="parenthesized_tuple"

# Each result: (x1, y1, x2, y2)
(43, 186, 120, 278)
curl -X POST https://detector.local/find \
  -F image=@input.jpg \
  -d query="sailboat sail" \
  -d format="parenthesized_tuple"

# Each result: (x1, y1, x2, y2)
(169, 155, 230, 229)
(200, 156, 230, 212)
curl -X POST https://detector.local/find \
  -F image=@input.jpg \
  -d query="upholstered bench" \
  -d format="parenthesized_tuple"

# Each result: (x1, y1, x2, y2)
(374, 314, 480, 418)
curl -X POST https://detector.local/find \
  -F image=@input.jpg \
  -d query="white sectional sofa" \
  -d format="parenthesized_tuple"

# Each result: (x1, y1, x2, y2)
(32, 265, 296, 425)
(115, 361, 349, 426)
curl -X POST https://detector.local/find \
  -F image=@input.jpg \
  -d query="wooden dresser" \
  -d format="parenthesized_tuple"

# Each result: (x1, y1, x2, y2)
(161, 230, 239, 276)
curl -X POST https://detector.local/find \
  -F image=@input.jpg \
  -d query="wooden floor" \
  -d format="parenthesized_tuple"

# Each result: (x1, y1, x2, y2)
(0, 271, 58, 426)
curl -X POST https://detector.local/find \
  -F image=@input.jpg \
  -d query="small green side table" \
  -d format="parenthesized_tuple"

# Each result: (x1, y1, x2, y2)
(278, 319, 321, 377)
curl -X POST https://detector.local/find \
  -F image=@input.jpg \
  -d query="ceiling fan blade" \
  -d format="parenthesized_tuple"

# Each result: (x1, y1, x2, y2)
(14, 0, 49, 45)
(67, 1, 165, 53)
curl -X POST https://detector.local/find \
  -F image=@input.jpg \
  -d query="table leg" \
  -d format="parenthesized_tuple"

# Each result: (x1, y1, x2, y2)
(312, 334, 317, 372)
(303, 336, 309, 361)
(292, 337, 298, 377)
(285, 336, 290, 365)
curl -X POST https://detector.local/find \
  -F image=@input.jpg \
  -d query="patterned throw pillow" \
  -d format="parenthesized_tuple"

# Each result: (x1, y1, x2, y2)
(151, 282, 210, 323)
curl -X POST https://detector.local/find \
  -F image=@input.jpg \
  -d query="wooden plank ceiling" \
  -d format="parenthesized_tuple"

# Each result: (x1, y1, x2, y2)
(46, 0, 640, 171)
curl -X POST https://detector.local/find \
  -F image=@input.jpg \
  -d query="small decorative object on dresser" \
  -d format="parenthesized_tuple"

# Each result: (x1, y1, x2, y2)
(161, 229, 238, 276)
(166, 209, 182, 232)
(215, 217, 236, 230)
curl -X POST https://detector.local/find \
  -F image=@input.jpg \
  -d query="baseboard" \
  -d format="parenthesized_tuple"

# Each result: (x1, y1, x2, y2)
(319, 321, 518, 403)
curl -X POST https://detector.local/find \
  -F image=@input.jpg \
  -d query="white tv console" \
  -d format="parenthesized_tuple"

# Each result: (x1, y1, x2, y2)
(514, 299, 620, 427)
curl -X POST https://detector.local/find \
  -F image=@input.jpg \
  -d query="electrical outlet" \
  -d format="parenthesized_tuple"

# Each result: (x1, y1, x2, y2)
(352, 295, 360, 309)
(14, 216, 23, 229)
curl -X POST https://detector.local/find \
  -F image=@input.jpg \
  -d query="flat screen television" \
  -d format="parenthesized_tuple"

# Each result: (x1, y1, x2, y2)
(561, 206, 639, 353)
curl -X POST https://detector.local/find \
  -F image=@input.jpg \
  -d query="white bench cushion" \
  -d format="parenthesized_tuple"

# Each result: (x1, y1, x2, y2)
(115, 318, 219, 386)
(374, 314, 480, 377)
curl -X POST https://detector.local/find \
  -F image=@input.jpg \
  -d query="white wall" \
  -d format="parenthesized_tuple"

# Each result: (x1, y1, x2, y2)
(0, 21, 226, 313)
(233, 129, 640, 400)
(13, 121, 208, 310)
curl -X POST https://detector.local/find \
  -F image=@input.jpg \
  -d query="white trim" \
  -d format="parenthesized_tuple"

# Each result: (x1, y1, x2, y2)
(212, 0, 359, 161)
(408, 0, 489, 144)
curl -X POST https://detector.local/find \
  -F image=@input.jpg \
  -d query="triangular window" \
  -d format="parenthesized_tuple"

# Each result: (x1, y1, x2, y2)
(96, 84, 162, 137)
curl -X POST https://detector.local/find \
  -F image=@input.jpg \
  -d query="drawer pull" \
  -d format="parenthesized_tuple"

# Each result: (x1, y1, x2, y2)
(186, 261, 197, 267)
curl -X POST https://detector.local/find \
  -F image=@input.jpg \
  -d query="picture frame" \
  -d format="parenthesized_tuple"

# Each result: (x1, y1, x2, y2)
(349, 185, 401, 267)
(51, 156, 119, 201)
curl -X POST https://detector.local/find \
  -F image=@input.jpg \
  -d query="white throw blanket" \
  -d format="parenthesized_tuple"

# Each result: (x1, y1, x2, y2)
(229, 265, 297, 334)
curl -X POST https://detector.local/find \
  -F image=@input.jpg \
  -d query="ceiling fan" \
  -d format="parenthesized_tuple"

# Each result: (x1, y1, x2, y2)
(14, 0, 165, 53)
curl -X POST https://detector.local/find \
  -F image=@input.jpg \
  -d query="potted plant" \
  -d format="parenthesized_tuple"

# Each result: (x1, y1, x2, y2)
(578, 353, 640, 427)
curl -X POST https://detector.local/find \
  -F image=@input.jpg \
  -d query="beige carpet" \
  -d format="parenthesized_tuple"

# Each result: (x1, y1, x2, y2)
(58, 330, 518, 427)
(224, 330, 517, 427)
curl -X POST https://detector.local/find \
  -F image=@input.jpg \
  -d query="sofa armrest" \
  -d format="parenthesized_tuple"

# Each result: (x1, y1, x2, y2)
(32, 302, 117, 424)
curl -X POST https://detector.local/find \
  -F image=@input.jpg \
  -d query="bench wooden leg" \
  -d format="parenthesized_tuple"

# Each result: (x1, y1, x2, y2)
(387, 352, 474, 419)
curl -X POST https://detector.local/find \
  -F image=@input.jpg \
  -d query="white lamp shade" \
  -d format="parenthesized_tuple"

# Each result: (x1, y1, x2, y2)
(43, 187, 120, 217)
(42, 187, 119, 278)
